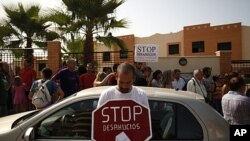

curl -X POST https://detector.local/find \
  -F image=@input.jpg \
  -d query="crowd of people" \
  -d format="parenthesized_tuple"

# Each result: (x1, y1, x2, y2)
(1, 59, 250, 125)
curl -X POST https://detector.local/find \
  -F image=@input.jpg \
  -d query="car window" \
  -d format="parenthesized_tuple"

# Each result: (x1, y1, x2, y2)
(33, 99, 203, 140)
(149, 100, 203, 140)
(35, 99, 98, 140)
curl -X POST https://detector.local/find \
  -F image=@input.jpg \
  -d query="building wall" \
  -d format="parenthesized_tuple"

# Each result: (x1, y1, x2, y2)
(94, 35, 135, 71)
(183, 23, 242, 60)
(114, 34, 135, 52)
(135, 32, 183, 57)
(242, 26, 250, 60)
(147, 56, 220, 75)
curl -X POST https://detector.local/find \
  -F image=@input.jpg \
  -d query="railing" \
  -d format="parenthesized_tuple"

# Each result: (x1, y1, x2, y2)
(232, 60, 250, 90)
(61, 51, 134, 71)
(0, 48, 48, 78)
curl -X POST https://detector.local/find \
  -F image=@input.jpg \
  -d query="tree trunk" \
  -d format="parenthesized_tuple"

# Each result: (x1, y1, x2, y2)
(24, 37, 34, 63)
(83, 30, 94, 66)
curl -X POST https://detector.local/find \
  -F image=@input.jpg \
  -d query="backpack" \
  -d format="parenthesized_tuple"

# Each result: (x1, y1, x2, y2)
(32, 80, 51, 109)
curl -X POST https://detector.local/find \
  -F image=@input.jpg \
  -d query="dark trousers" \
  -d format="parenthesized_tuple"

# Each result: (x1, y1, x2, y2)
(0, 104, 8, 117)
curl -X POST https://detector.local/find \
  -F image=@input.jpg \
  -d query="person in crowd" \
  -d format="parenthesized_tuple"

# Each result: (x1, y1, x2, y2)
(80, 63, 96, 89)
(12, 76, 27, 113)
(150, 70, 163, 87)
(103, 67, 112, 75)
(134, 62, 147, 86)
(162, 70, 174, 89)
(52, 58, 79, 97)
(93, 67, 109, 87)
(0, 62, 9, 117)
(19, 59, 36, 110)
(221, 72, 239, 95)
(108, 63, 120, 85)
(172, 69, 186, 90)
(97, 63, 149, 108)
(2, 62, 14, 114)
(56, 61, 68, 74)
(141, 66, 153, 86)
(77, 64, 87, 76)
(222, 76, 250, 125)
(187, 69, 208, 102)
(20, 59, 37, 91)
(202, 67, 215, 104)
(212, 75, 223, 114)
(93, 72, 108, 87)
(29, 68, 64, 107)
(15, 66, 21, 76)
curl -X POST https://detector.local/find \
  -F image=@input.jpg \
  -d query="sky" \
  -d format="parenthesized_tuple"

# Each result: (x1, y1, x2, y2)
(0, 0, 250, 37)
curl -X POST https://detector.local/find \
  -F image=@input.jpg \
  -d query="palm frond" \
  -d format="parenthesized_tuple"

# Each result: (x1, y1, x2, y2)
(96, 33, 127, 50)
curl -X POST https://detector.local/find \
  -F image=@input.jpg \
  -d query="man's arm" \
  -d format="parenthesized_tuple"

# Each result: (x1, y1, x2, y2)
(55, 88, 64, 103)
(93, 73, 113, 87)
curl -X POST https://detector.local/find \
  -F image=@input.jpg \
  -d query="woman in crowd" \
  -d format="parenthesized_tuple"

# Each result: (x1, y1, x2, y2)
(161, 70, 174, 89)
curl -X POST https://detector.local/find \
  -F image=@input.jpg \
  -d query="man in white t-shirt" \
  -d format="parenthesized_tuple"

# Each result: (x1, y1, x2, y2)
(97, 63, 149, 108)
(172, 69, 186, 90)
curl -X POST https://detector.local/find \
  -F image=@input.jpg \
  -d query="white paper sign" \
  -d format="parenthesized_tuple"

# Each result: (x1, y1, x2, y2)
(134, 44, 159, 62)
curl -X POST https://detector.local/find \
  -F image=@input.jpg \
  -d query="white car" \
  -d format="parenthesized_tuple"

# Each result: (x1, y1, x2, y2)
(0, 86, 229, 141)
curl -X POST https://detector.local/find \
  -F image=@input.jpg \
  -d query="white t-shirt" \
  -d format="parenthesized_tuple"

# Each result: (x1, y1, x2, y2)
(97, 86, 149, 108)
(172, 78, 186, 90)
(187, 78, 207, 97)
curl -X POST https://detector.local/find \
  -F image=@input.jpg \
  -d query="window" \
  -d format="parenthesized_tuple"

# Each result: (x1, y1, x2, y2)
(34, 99, 203, 140)
(35, 99, 98, 140)
(103, 52, 110, 61)
(149, 100, 203, 140)
(120, 49, 128, 59)
(168, 44, 179, 55)
(192, 41, 205, 53)
(217, 42, 231, 51)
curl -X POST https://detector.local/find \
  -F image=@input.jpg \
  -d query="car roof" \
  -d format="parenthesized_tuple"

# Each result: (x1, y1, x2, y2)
(76, 86, 204, 101)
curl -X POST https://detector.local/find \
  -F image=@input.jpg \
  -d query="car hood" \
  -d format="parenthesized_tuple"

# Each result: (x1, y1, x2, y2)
(0, 111, 35, 134)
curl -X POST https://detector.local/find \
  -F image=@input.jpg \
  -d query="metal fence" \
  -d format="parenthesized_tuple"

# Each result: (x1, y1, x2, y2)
(0, 48, 48, 78)
(61, 51, 134, 71)
(232, 60, 250, 90)
(1, 49, 134, 78)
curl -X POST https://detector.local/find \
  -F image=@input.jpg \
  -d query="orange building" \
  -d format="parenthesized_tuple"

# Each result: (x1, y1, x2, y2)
(183, 23, 242, 60)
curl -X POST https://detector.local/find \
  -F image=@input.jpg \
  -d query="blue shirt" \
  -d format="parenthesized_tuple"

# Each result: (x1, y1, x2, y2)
(53, 68, 79, 97)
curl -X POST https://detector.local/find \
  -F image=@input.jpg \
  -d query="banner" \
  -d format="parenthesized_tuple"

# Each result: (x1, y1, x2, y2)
(134, 44, 159, 62)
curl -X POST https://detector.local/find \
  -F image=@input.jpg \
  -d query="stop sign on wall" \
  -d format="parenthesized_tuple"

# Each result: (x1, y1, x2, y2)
(92, 99, 152, 141)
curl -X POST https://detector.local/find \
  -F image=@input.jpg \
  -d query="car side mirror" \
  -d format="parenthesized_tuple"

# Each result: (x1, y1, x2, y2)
(24, 127, 35, 141)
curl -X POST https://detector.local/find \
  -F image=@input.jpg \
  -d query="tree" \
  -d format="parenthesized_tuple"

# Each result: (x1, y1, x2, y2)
(1, 3, 59, 61)
(49, 0, 127, 65)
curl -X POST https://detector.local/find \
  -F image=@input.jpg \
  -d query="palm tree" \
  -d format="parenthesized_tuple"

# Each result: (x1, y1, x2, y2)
(1, 3, 59, 61)
(49, 0, 127, 65)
